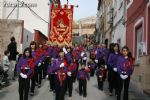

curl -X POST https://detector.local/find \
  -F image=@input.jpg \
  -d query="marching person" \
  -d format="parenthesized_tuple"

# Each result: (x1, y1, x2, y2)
(117, 46, 134, 100)
(89, 44, 97, 61)
(72, 45, 81, 81)
(107, 43, 121, 96)
(88, 60, 96, 77)
(53, 49, 68, 100)
(95, 44, 102, 64)
(36, 43, 45, 88)
(77, 63, 90, 97)
(96, 59, 107, 91)
(107, 43, 115, 96)
(29, 41, 37, 96)
(42, 44, 50, 79)
(63, 47, 76, 97)
(17, 47, 34, 100)
(46, 56, 55, 92)
(71, 55, 78, 83)
(80, 48, 87, 64)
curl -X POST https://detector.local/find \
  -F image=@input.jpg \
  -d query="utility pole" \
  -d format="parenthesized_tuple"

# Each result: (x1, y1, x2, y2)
(17, 0, 19, 19)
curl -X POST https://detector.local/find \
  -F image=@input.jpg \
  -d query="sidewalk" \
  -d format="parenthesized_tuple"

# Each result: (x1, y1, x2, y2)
(128, 82, 150, 100)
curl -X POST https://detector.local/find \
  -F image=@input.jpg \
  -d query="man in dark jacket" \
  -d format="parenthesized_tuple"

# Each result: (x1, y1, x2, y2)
(7, 36, 18, 80)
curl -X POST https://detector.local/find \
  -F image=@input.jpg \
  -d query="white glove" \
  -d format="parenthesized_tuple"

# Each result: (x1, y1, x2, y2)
(95, 51, 97, 54)
(99, 75, 102, 78)
(105, 65, 107, 69)
(51, 58, 54, 61)
(124, 75, 128, 79)
(23, 74, 27, 79)
(60, 63, 64, 68)
(63, 47, 68, 54)
(113, 68, 117, 72)
(95, 60, 98, 63)
(81, 52, 85, 57)
(46, 75, 49, 79)
(20, 73, 24, 78)
(83, 57, 87, 60)
(120, 74, 128, 80)
(67, 72, 72, 76)
(38, 62, 42, 67)
(88, 65, 91, 68)
(120, 74, 124, 80)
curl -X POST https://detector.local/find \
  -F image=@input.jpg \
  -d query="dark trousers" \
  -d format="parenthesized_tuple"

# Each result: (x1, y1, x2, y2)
(38, 66, 42, 85)
(19, 77, 30, 100)
(55, 77, 67, 100)
(90, 68, 95, 77)
(49, 74, 55, 90)
(109, 69, 118, 94)
(97, 77, 105, 90)
(42, 63, 48, 78)
(117, 76, 130, 100)
(66, 76, 73, 97)
(30, 67, 38, 93)
(74, 61, 79, 82)
(79, 79, 87, 97)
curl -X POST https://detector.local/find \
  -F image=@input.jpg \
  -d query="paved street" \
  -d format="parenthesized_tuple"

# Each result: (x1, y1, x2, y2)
(0, 52, 148, 100)
(0, 76, 148, 100)
(0, 76, 112, 100)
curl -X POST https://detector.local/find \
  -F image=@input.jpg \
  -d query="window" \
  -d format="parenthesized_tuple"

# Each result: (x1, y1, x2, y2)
(135, 25, 145, 59)
(26, 35, 28, 42)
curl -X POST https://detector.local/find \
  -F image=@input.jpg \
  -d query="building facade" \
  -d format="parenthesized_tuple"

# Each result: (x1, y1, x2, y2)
(72, 16, 96, 36)
(96, 0, 150, 94)
(96, 0, 113, 47)
(0, 0, 59, 52)
(126, 0, 150, 94)
(0, 0, 56, 36)
(112, 0, 126, 47)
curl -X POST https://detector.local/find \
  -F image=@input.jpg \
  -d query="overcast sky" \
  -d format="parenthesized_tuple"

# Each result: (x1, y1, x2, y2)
(61, 0, 98, 20)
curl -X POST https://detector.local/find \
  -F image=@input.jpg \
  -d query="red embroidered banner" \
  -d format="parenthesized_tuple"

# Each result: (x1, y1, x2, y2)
(49, 4, 74, 46)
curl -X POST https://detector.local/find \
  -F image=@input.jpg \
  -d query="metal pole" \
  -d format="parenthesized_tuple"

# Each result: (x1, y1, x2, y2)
(67, 0, 68, 5)
(17, 0, 19, 19)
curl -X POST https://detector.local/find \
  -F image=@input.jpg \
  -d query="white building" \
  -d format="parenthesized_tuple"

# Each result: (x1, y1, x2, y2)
(0, 0, 50, 36)
(0, 0, 51, 51)
(112, 0, 126, 47)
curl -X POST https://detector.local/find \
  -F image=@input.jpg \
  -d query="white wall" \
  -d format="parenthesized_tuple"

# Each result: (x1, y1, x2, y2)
(112, 0, 126, 47)
(22, 28, 34, 51)
(0, 0, 50, 36)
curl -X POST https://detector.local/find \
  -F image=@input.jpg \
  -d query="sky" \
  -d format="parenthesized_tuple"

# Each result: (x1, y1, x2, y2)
(61, 0, 98, 20)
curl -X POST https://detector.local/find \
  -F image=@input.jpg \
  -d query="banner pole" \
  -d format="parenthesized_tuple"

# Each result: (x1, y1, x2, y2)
(67, 0, 68, 5)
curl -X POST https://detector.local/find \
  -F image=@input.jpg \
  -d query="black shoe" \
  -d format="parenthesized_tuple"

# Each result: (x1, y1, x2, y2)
(12, 77, 15, 80)
(69, 94, 72, 97)
(53, 90, 56, 93)
(38, 84, 41, 88)
(30, 92, 34, 96)
(49, 89, 53, 92)
(83, 95, 87, 97)
(79, 93, 82, 96)
(109, 92, 113, 96)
